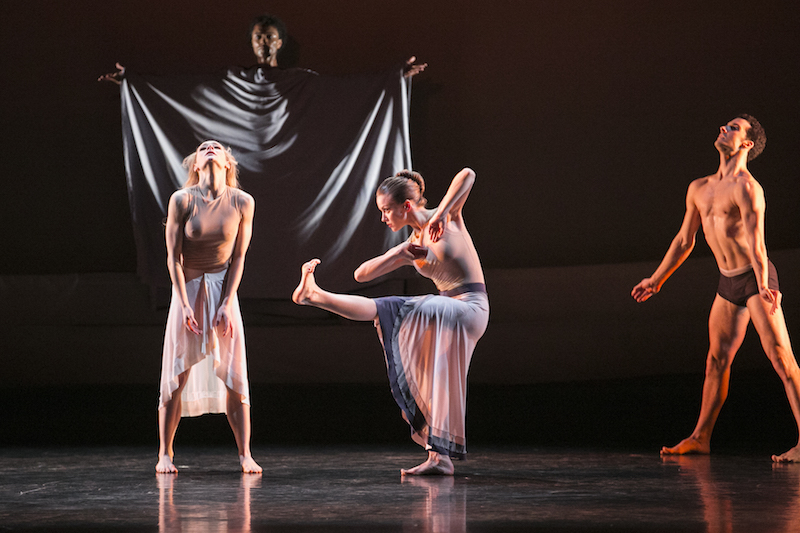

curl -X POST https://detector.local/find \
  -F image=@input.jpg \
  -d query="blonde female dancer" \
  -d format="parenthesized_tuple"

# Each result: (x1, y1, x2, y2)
(157, 140, 260, 474)
(293, 168, 489, 475)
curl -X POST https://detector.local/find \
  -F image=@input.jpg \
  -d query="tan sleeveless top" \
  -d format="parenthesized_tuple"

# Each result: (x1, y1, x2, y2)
(410, 217, 485, 293)
(182, 187, 243, 272)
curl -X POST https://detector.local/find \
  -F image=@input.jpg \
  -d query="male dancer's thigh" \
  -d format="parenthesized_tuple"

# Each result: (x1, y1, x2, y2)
(708, 295, 750, 358)
(746, 294, 793, 354)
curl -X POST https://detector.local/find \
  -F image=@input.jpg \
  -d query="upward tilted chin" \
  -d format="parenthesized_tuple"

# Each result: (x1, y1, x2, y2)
(715, 143, 735, 158)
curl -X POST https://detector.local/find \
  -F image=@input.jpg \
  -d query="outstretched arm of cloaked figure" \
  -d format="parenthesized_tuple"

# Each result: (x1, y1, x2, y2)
(98, 62, 126, 85)
(404, 56, 427, 78)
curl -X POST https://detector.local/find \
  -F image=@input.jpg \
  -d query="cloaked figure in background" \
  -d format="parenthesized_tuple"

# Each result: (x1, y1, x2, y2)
(97, 15, 426, 301)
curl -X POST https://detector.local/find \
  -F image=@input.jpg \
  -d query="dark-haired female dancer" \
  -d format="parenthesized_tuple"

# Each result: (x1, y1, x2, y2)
(293, 168, 488, 475)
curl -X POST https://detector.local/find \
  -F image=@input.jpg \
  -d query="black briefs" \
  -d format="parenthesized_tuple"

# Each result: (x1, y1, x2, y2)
(717, 262, 779, 307)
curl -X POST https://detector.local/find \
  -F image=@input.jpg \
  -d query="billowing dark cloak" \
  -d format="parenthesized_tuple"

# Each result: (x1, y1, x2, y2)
(120, 65, 412, 298)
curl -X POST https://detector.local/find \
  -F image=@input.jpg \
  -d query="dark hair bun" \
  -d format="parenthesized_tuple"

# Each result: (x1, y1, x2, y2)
(395, 169, 425, 196)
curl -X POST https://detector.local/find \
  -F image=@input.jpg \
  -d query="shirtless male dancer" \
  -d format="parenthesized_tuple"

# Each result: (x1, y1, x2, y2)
(631, 114, 800, 462)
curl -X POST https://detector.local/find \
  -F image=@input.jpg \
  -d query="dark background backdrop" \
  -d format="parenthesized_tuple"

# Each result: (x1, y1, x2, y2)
(1, 0, 799, 450)
(2, 0, 798, 276)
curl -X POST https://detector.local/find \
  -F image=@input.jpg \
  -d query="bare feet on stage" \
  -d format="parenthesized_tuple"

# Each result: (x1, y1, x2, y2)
(240, 455, 263, 474)
(660, 436, 710, 456)
(156, 455, 178, 474)
(292, 259, 321, 305)
(401, 451, 455, 476)
(772, 445, 800, 463)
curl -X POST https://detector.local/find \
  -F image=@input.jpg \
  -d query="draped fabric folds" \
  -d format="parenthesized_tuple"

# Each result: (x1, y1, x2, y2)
(120, 65, 412, 298)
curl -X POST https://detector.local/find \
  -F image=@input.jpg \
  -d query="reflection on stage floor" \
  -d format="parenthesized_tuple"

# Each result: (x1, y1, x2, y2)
(2, 446, 800, 532)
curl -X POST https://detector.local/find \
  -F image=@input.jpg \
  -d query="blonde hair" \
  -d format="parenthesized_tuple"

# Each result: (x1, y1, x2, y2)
(181, 141, 240, 188)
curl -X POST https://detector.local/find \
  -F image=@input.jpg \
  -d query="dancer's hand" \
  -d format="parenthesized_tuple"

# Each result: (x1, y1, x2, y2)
(182, 306, 202, 335)
(631, 278, 659, 303)
(396, 242, 427, 265)
(760, 287, 782, 316)
(407, 243, 428, 260)
(403, 56, 427, 78)
(214, 303, 235, 337)
(98, 62, 126, 84)
(427, 211, 445, 242)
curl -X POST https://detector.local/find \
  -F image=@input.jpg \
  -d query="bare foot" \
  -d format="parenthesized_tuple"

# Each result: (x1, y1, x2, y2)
(292, 259, 321, 305)
(772, 445, 800, 463)
(660, 436, 710, 455)
(156, 454, 178, 473)
(401, 452, 454, 476)
(240, 455, 263, 474)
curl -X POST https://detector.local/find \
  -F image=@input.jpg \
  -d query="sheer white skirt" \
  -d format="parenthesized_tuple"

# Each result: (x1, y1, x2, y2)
(158, 269, 250, 417)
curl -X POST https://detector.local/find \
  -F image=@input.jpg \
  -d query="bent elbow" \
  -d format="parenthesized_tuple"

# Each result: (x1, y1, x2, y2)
(354, 265, 377, 283)
(675, 236, 696, 255)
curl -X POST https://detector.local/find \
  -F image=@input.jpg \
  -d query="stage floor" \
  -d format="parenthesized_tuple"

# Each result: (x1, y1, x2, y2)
(2, 446, 799, 532)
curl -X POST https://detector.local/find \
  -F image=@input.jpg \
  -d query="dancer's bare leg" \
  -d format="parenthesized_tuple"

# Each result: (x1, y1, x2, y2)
(662, 296, 749, 455)
(746, 298, 800, 462)
(226, 388, 262, 473)
(401, 450, 455, 476)
(157, 371, 190, 473)
(292, 259, 377, 321)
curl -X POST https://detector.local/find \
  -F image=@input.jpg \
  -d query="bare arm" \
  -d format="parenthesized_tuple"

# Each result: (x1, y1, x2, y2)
(165, 191, 201, 335)
(631, 181, 702, 302)
(356, 168, 475, 282)
(735, 178, 780, 314)
(353, 241, 427, 283)
(428, 168, 476, 242)
(214, 193, 255, 336)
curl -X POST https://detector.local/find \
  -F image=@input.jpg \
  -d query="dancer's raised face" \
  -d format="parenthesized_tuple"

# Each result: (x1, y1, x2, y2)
(194, 141, 230, 171)
(714, 118, 753, 157)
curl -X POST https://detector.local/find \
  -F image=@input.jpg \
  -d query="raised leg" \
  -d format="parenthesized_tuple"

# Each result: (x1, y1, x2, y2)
(292, 259, 378, 321)
(157, 370, 190, 473)
(661, 296, 749, 455)
(747, 296, 800, 462)
(226, 388, 262, 473)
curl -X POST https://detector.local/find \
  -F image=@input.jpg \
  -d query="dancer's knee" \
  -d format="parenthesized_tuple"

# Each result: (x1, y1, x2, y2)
(767, 346, 800, 380)
(705, 350, 734, 375)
